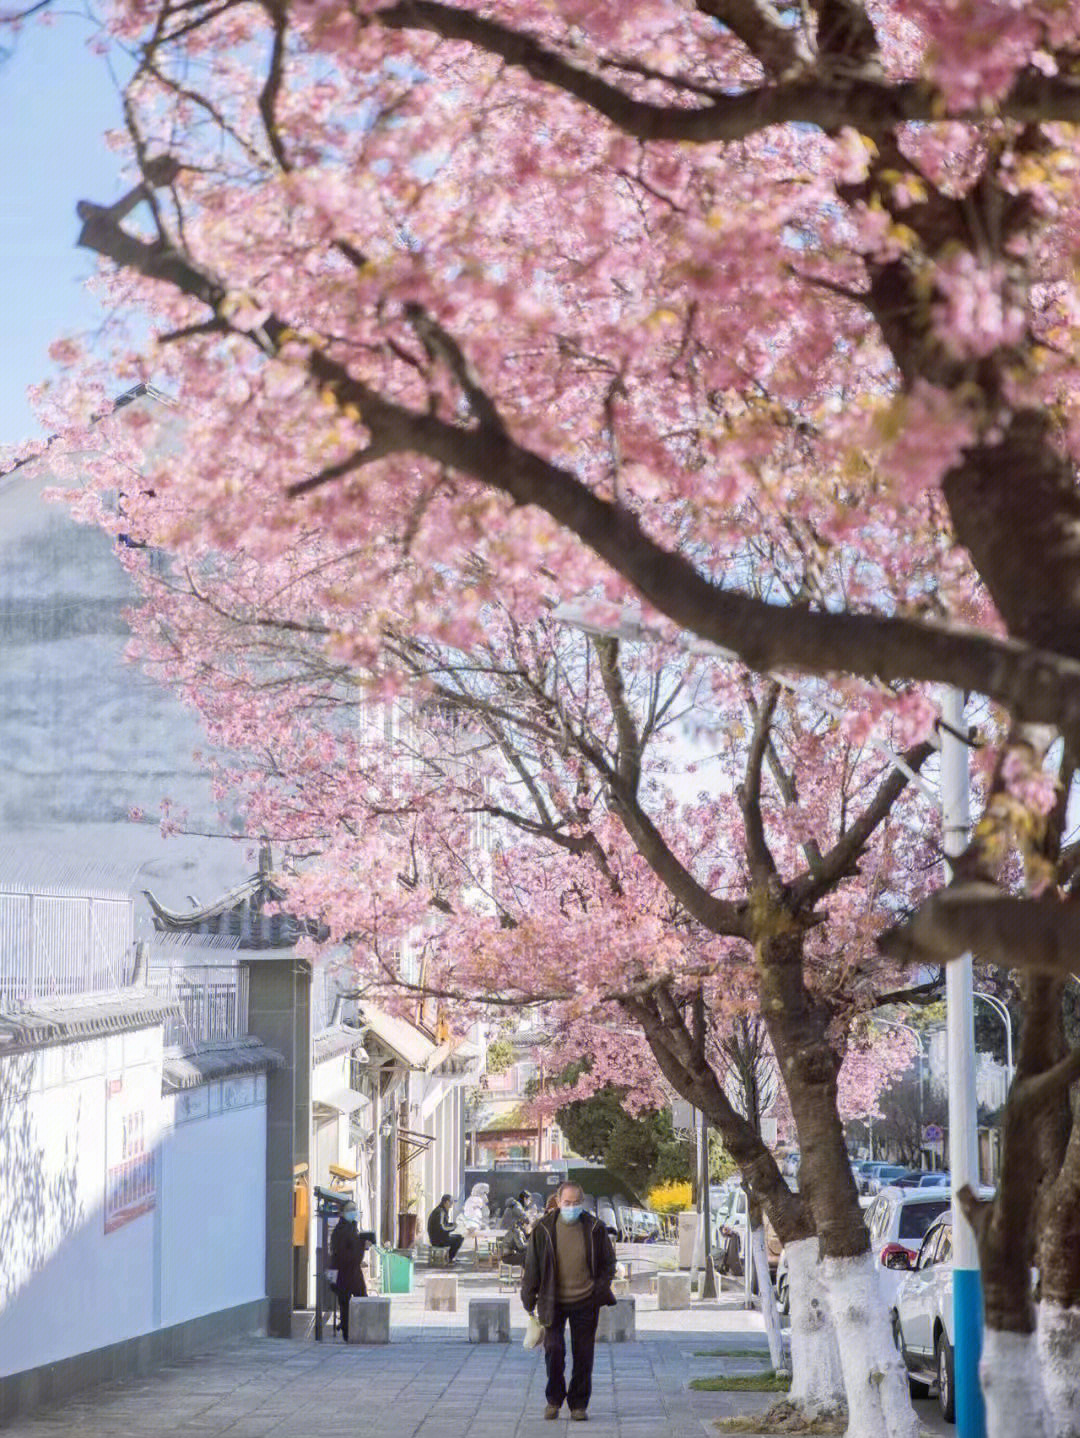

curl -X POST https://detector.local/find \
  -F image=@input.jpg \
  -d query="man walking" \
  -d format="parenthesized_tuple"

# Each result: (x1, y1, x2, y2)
(521, 1181, 617, 1422)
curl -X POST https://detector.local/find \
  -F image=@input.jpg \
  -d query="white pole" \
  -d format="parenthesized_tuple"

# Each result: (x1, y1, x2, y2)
(940, 688, 986, 1438)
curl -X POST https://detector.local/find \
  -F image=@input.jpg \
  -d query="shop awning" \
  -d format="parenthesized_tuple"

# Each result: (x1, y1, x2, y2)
(355, 1002, 436, 1070)
(312, 1086, 367, 1120)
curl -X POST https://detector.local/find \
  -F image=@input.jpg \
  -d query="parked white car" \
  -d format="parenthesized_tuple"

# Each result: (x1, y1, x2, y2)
(890, 1192, 1001, 1427)
(890, 1211, 958, 1423)
(865, 1186, 951, 1305)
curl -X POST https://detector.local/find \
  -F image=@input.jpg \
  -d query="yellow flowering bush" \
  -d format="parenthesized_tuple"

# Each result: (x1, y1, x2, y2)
(647, 1180, 693, 1214)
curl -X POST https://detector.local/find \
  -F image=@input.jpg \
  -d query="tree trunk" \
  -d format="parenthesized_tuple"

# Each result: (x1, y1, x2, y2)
(1037, 1087, 1080, 1438)
(972, 975, 1063, 1438)
(1037, 1306, 1080, 1438)
(783, 1237, 845, 1417)
(622, 989, 845, 1413)
(980, 1331, 1049, 1438)
(757, 930, 919, 1438)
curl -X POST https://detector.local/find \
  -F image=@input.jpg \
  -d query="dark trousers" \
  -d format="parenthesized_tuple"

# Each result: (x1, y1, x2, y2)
(544, 1299, 599, 1412)
(435, 1233, 464, 1262)
(336, 1276, 366, 1340)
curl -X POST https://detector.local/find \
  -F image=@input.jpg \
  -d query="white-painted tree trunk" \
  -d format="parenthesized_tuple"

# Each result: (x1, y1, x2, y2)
(1038, 1304, 1080, 1437)
(982, 1327, 1049, 1438)
(749, 1223, 787, 1374)
(823, 1252, 920, 1438)
(784, 1238, 844, 1417)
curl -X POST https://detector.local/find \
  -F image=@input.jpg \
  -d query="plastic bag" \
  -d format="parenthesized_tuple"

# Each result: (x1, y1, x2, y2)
(523, 1313, 545, 1350)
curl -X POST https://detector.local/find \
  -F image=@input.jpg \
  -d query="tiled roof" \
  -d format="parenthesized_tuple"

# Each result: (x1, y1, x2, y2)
(0, 990, 180, 1052)
(162, 1037, 285, 1090)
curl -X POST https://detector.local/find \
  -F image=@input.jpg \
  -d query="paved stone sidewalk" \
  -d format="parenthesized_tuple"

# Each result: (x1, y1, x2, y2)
(4, 1275, 948, 1438)
(5, 1325, 774, 1438)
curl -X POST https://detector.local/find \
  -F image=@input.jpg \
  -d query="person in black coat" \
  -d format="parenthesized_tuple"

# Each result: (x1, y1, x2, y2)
(521, 1182, 617, 1422)
(427, 1193, 464, 1263)
(330, 1202, 374, 1341)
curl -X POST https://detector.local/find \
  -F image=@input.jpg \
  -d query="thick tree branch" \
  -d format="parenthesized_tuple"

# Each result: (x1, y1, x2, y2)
(739, 682, 780, 886)
(372, 3, 1080, 140)
(76, 194, 1080, 734)
(692, 0, 810, 75)
(593, 636, 642, 794)
(623, 987, 813, 1241)
(879, 885, 1080, 979)
(789, 738, 933, 913)
(607, 776, 749, 939)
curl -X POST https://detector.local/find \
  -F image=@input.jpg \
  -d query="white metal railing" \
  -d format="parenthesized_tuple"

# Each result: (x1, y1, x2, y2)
(147, 962, 250, 1051)
(0, 887, 136, 1008)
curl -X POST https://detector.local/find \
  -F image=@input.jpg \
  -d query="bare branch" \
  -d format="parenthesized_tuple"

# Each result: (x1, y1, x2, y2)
(258, 1, 291, 170)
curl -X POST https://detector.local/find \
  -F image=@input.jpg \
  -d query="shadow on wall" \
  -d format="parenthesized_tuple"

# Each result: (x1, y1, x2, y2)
(0, 1052, 79, 1308)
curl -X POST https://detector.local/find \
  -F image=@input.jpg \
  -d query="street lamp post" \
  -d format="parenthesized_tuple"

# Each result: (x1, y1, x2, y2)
(871, 1016, 927, 1166)
(941, 689, 986, 1438)
(972, 991, 1014, 1087)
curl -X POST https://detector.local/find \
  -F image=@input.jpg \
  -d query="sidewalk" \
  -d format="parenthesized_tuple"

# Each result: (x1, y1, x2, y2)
(4, 1277, 947, 1438)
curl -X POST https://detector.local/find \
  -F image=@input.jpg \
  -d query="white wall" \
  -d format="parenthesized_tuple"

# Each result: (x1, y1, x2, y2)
(159, 1075, 267, 1329)
(0, 1026, 267, 1380)
(0, 1030, 161, 1377)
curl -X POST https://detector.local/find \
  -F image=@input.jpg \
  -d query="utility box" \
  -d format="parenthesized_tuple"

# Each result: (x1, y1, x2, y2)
(597, 1298, 636, 1342)
(677, 1211, 699, 1268)
(469, 1299, 511, 1343)
(347, 1297, 390, 1344)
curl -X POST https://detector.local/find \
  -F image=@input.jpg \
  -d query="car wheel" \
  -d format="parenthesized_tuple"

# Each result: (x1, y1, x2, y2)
(936, 1331, 956, 1424)
(776, 1271, 790, 1316)
(891, 1313, 930, 1399)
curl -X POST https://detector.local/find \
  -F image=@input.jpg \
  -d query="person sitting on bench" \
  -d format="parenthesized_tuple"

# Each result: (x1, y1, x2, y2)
(427, 1194, 464, 1264)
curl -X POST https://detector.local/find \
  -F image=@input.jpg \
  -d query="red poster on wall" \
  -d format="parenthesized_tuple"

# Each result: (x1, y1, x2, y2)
(105, 1074, 157, 1233)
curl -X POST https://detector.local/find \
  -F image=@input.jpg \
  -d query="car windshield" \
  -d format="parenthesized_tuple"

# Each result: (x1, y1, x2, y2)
(899, 1199, 950, 1240)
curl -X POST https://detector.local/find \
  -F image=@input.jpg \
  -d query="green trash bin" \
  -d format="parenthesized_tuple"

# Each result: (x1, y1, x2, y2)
(380, 1249, 414, 1294)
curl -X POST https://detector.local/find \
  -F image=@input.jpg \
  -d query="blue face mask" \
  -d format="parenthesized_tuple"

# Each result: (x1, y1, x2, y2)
(559, 1205, 583, 1223)
(343, 1209, 357, 1223)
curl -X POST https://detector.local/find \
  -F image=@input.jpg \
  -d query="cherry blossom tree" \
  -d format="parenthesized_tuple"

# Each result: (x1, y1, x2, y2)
(13, 0, 1080, 979)
(12, 0, 1080, 1428)
(80, 507, 941, 1427)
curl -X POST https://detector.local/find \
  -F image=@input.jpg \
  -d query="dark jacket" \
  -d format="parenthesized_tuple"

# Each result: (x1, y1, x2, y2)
(521, 1210, 617, 1328)
(330, 1218, 370, 1298)
(427, 1203, 456, 1246)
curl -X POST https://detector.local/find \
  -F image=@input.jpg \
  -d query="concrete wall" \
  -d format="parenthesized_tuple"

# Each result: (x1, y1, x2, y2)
(0, 1027, 267, 1387)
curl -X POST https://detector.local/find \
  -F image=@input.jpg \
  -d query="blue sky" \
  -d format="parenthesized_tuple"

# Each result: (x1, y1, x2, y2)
(0, 15, 127, 445)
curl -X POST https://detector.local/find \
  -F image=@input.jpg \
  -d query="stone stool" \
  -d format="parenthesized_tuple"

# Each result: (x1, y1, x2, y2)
(656, 1272, 692, 1310)
(425, 1274, 458, 1312)
(347, 1296, 390, 1344)
(597, 1297, 636, 1342)
(468, 1298, 511, 1343)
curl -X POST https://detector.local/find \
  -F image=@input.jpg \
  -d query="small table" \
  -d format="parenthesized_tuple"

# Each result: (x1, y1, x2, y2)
(461, 1227, 506, 1269)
